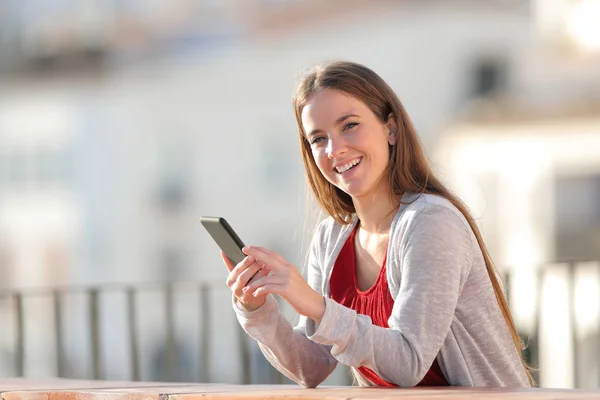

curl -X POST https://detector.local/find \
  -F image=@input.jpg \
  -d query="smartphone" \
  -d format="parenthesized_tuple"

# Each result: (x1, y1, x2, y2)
(200, 216, 246, 265)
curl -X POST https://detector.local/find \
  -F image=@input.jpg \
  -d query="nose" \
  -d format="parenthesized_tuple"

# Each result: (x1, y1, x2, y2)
(326, 135, 347, 159)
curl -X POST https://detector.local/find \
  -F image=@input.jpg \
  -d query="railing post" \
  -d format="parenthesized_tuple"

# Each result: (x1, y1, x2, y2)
(164, 282, 177, 381)
(238, 316, 251, 384)
(597, 263, 600, 388)
(127, 286, 140, 381)
(13, 292, 24, 376)
(199, 284, 211, 383)
(54, 289, 65, 377)
(533, 266, 544, 386)
(89, 288, 102, 379)
(568, 264, 578, 388)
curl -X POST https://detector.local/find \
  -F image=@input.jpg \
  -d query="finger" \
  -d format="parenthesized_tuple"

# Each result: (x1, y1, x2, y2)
(243, 274, 284, 293)
(247, 264, 272, 285)
(252, 284, 281, 298)
(238, 261, 264, 287)
(243, 246, 288, 272)
(221, 251, 235, 272)
(246, 270, 264, 286)
(238, 262, 271, 286)
(245, 246, 288, 265)
(231, 270, 269, 299)
(226, 255, 256, 287)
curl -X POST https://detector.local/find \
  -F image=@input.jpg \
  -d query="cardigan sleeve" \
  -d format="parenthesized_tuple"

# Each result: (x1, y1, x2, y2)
(232, 219, 338, 388)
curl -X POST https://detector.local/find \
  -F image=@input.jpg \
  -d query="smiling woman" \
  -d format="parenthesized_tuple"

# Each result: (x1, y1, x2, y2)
(221, 61, 533, 388)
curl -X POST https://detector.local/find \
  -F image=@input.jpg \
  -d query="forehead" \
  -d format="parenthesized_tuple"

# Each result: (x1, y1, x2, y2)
(301, 89, 370, 130)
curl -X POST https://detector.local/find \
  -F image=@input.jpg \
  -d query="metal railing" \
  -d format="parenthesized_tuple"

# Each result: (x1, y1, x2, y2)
(3, 261, 600, 388)
(504, 261, 600, 388)
(0, 281, 285, 384)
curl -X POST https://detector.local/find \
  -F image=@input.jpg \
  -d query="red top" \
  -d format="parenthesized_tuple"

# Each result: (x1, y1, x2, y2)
(329, 225, 449, 387)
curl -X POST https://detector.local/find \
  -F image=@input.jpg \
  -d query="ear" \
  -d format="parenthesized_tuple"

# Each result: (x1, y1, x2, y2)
(386, 113, 397, 146)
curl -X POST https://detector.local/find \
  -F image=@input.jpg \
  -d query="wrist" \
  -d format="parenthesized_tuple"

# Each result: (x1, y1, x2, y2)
(238, 297, 266, 312)
(310, 294, 326, 324)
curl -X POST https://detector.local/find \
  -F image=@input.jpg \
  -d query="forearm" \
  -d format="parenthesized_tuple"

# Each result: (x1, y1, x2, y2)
(306, 297, 448, 387)
(233, 295, 337, 387)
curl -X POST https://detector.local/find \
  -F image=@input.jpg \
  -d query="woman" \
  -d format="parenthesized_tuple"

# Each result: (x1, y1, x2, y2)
(222, 61, 532, 388)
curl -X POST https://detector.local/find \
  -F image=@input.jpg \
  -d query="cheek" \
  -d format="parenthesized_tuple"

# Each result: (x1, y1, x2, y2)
(311, 149, 329, 172)
(311, 150, 338, 184)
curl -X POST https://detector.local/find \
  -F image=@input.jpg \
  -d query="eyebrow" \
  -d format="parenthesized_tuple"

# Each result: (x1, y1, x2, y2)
(306, 113, 360, 138)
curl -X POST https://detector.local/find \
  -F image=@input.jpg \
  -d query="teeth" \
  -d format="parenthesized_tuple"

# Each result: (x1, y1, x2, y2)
(336, 158, 361, 173)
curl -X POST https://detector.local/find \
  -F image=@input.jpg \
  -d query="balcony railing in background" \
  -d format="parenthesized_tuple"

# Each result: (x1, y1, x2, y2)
(0, 282, 291, 385)
(2, 261, 600, 388)
(504, 261, 600, 389)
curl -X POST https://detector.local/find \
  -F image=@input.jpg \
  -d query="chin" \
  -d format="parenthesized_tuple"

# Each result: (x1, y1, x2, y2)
(338, 183, 368, 199)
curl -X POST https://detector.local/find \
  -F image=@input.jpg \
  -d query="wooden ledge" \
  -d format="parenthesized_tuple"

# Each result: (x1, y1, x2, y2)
(1, 379, 599, 400)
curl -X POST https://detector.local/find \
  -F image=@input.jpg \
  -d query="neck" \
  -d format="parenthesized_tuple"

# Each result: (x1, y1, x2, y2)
(353, 185, 401, 234)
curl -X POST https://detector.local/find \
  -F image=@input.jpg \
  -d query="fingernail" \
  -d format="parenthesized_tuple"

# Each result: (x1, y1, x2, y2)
(248, 256, 254, 262)
(243, 246, 250, 252)
(242, 287, 249, 293)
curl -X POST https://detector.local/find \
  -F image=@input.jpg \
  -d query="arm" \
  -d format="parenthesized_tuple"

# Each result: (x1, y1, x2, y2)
(231, 222, 338, 388)
(304, 206, 473, 387)
(233, 296, 337, 387)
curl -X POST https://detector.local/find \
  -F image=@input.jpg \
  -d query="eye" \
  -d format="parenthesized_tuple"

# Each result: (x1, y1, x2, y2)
(310, 136, 325, 145)
(343, 122, 359, 131)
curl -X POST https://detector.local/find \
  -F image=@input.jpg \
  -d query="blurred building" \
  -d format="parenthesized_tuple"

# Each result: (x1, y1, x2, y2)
(435, 0, 600, 389)
(0, 0, 599, 388)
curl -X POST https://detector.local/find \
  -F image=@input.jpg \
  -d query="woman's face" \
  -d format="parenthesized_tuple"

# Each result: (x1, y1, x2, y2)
(301, 89, 395, 202)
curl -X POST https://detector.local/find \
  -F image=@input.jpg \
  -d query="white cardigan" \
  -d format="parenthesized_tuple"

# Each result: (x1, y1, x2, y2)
(233, 192, 530, 388)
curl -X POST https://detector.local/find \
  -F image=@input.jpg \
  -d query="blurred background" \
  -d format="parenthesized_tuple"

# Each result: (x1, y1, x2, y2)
(1, 0, 600, 389)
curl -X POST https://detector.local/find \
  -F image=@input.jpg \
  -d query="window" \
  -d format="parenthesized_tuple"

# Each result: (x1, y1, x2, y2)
(554, 173, 600, 262)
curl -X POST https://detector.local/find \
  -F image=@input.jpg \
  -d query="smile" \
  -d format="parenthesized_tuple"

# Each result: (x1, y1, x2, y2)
(335, 157, 363, 174)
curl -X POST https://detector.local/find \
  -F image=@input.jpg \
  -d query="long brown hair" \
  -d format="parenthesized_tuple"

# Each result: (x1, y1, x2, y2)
(292, 60, 533, 385)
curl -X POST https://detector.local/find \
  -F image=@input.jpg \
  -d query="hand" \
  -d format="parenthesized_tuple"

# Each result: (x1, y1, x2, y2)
(223, 251, 270, 312)
(241, 246, 326, 323)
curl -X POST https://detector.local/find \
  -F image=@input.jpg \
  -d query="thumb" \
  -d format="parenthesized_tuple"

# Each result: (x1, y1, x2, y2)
(221, 251, 235, 272)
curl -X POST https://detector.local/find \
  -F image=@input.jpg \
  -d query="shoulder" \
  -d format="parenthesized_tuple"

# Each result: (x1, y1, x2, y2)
(312, 214, 356, 245)
(385, 193, 477, 292)
(392, 193, 476, 248)
(395, 193, 472, 232)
